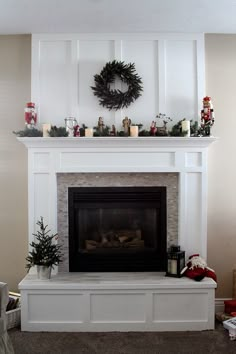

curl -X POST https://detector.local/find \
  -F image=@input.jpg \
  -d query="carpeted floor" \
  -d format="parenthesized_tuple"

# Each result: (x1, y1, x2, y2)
(8, 322, 236, 354)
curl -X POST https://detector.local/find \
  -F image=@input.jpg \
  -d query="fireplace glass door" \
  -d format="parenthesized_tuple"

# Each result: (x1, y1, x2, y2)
(68, 187, 166, 272)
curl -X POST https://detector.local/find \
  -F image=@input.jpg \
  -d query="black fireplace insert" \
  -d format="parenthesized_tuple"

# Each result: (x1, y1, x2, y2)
(68, 186, 167, 272)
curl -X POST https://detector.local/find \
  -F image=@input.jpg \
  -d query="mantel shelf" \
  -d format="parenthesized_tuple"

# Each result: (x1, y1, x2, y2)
(17, 136, 217, 150)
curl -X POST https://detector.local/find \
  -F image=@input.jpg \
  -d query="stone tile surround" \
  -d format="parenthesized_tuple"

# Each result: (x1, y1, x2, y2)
(57, 172, 178, 272)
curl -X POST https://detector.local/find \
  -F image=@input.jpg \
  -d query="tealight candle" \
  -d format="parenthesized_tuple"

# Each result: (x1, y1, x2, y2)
(85, 128, 93, 137)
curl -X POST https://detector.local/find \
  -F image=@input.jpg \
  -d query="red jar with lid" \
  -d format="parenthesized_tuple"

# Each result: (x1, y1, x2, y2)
(24, 102, 37, 128)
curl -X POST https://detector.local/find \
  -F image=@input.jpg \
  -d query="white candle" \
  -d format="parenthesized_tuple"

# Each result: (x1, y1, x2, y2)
(85, 128, 93, 137)
(170, 259, 177, 275)
(181, 120, 190, 137)
(130, 126, 139, 137)
(42, 123, 51, 137)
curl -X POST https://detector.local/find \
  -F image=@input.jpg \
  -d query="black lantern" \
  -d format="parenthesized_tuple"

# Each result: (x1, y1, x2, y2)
(166, 245, 185, 278)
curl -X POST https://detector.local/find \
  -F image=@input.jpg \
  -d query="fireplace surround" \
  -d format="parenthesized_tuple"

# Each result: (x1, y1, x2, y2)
(57, 172, 178, 273)
(18, 136, 217, 332)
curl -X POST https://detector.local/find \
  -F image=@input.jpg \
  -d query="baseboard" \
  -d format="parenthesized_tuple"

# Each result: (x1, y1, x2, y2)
(215, 298, 231, 313)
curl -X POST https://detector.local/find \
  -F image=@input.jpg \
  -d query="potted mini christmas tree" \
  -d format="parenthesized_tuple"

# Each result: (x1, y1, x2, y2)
(26, 217, 63, 279)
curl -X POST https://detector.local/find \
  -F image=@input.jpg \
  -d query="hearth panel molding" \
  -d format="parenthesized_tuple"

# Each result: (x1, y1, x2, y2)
(19, 273, 216, 332)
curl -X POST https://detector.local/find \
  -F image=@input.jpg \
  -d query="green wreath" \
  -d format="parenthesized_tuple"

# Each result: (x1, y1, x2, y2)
(91, 60, 143, 110)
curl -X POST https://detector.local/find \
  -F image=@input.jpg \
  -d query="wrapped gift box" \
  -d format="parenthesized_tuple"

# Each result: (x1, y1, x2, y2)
(224, 300, 236, 314)
(223, 317, 236, 339)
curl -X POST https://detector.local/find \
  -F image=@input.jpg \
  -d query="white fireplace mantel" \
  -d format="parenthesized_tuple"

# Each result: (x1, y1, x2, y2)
(18, 136, 217, 332)
(18, 136, 216, 260)
(18, 136, 215, 149)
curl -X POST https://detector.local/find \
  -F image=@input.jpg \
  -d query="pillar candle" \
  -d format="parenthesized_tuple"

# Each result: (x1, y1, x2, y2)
(170, 259, 177, 275)
(181, 120, 190, 137)
(85, 128, 93, 137)
(42, 123, 51, 137)
(130, 126, 139, 137)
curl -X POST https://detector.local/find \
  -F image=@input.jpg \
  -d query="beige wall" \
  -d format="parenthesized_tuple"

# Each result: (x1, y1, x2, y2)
(0, 35, 30, 291)
(0, 34, 235, 298)
(206, 34, 236, 298)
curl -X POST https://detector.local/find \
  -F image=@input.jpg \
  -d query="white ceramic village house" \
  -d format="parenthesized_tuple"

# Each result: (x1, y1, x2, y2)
(18, 33, 217, 332)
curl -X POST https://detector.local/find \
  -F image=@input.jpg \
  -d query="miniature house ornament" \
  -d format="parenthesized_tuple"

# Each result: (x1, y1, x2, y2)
(166, 245, 185, 278)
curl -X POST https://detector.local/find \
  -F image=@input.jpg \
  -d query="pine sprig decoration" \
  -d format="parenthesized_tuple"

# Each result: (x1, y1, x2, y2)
(13, 127, 43, 137)
(26, 217, 63, 270)
(91, 60, 143, 110)
(48, 125, 69, 137)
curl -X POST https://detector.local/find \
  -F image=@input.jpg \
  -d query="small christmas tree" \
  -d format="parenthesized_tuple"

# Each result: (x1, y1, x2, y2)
(26, 217, 63, 270)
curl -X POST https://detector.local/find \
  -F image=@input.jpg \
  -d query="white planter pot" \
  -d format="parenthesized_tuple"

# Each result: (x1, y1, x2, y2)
(37, 265, 52, 280)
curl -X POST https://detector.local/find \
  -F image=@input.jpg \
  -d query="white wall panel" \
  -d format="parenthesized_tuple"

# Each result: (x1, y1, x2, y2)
(78, 40, 115, 127)
(183, 172, 203, 256)
(165, 40, 198, 121)
(33, 173, 50, 232)
(122, 40, 158, 128)
(39, 40, 73, 125)
(32, 34, 205, 130)
(153, 292, 208, 321)
(90, 293, 146, 322)
(28, 293, 85, 322)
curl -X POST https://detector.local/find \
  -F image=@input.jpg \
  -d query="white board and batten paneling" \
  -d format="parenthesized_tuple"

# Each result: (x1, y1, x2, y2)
(18, 33, 218, 333)
(31, 33, 205, 130)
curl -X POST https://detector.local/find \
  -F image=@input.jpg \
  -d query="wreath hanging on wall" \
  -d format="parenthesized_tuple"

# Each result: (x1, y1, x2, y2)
(91, 60, 143, 110)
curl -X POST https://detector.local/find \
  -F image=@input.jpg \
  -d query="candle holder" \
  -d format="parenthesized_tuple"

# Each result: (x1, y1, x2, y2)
(166, 245, 185, 278)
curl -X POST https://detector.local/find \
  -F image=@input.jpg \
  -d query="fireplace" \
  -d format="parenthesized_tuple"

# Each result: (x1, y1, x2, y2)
(57, 171, 178, 273)
(18, 137, 217, 332)
(68, 186, 167, 272)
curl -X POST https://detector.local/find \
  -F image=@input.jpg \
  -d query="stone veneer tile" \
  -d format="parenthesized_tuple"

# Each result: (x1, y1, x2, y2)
(57, 173, 178, 272)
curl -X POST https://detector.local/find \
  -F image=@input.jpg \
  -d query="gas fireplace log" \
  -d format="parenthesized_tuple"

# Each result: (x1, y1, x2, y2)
(85, 229, 143, 250)
(85, 240, 98, 250)
(125, 240, 144, 248)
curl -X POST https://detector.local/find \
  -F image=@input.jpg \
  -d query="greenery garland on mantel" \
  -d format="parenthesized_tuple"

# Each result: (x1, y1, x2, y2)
(13, 120, 211, 138)
(91, 60, 143, 110)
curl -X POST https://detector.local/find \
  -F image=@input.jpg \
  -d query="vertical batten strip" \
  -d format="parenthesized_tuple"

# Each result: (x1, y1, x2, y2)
(67, 39, 79, 118)
(31, 35, 41, 123)
(157, 39, 166, 115)
(69, 39, 79, 120)
(199, 149, 208, 260)
(114, 39, 123, 129)
(154, 40, 160, 116)
(196, 34, 205, 121)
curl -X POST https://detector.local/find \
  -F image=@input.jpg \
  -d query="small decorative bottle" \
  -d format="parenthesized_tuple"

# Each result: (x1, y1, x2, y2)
(24, 102, 37, 129)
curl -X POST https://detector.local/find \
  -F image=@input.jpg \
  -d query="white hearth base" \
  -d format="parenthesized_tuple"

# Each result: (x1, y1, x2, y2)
(19, 272, 216, 332)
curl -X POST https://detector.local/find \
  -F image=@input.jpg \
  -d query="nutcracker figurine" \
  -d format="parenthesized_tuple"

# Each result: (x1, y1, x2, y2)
(201, 96, 215, 136)
(24, 102, 37, 128)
